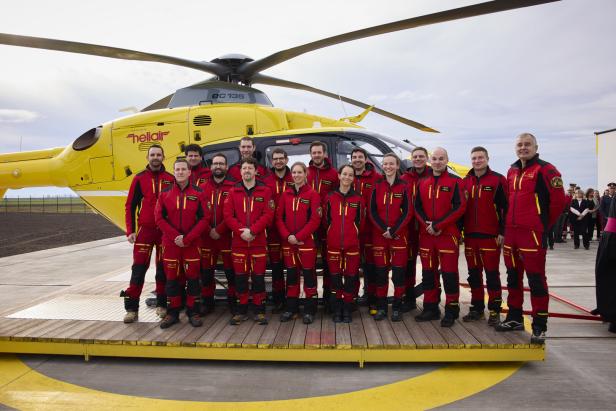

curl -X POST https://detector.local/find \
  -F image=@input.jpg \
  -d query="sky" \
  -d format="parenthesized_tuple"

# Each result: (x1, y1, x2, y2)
(1, 0, 615, 197)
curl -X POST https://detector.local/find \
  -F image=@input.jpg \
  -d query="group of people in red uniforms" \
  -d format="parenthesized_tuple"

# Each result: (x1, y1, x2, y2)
(122, 133, 565, 344)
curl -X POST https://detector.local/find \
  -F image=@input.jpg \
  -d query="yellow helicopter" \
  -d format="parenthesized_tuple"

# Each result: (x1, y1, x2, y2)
(0, 0, 557, 229)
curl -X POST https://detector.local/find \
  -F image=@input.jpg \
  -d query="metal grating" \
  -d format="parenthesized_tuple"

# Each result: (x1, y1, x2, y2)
(193, 115, 212, 126)
(6, 294, 159, 322)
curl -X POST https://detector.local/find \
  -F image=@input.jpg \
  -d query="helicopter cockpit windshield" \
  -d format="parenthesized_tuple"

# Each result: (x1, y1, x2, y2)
(168, 81, 273, 108)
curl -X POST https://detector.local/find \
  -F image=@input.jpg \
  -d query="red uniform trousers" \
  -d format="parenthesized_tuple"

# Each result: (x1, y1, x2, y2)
(200, 235, 233, 299)
(282, 245, 317, 299)
(419, 234, 460, 311)
(406, 221, 420, 298)
(162, 244, 201, 315)
(268, 229, 285, 296)
(463, 236, 503, 312)
(327, 247, 360, 303)
(123, 226, 166, 310)
(503, 226, 549, 328)
(372, 234, 408, 299)
(231, 247, 268, 313)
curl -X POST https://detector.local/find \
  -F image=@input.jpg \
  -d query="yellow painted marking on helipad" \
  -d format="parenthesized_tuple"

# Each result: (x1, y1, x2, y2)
(0, 354, 523, 410)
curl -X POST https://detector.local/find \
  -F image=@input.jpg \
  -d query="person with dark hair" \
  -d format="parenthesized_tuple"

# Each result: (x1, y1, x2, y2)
(121, 145, 174, 323)
(199, 153, 237, 315)
(227, 137, 269, 182)
(590, 189, 602, 240)
(224, 157, 274, 325)
(155, 159, 211, 329)
(263, 148, 294, 312)
(325, 164, 366, 323)
(414, 147, 467, 327)
(276, 162, 322, 324)
(400, 146, 433, 313)
(461, 146, 508, 325)
(600, 183, 616, 228)
(184, 144, 211, 186)
(569, 188, 593, 250)
(496, 133, 566, 345)
(350, 147, 381, 310)
(595, 188, 616, 333)
(307, 141, 339, 309)
(369, 153, 413, 321)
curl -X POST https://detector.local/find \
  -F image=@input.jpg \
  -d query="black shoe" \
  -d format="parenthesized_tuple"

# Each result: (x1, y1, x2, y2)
(342, 303, 353, 323)
(373, 309, 388, 321)
(391, 310, 403, 322)
(549, 245, 554, 250)
(495, 318, 524, 332)
(188, 314, 203, 327)
(415, 309, 441, 322)
(160, 314, 179, 329)
(440, 313, 456, 327)
(590, 308, 600, 316)
(462, 310, 485, 322)
(303, 314, 314, 324)
(229, 314, 248, 325)
(609, 322, 616, 333)
(488, 311, 500, 326)
(584, 246, 590, 250)
(280, 311, 297, 322)
(254, 313, 268, 325)
(145, 296, 157, 308)
(574, 245, 579, 249)
(530, 326, 546, 344)
(401, 298, 417, 313)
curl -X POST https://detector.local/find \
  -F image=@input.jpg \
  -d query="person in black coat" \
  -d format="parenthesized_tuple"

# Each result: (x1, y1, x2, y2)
(569, 188, 593, 250)
(595, 190, 616, 333)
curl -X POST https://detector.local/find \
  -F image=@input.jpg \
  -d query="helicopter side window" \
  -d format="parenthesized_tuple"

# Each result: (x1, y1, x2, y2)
(264, 143, 313, 168)
(336, 139, 384, 173)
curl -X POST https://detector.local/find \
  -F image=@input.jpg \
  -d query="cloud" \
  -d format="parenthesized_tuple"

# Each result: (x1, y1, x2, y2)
(0, 109, 39, 123)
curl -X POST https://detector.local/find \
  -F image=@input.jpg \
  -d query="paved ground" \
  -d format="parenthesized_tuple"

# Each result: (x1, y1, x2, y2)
(0, 236, 614, 410)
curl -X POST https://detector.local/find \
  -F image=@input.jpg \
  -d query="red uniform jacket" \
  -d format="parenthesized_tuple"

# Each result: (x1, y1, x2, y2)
(275, 184, 322, 247)
(199, 175, 237, 237)
(124, 165, 174, 235)
(401, 166, 433, 199)
(325, 189, 366, 250)
(227, 161, 270, 182)
(462, 167, 508, 237)
(189, 163, 211, 187)
(154, 182, 210, 247)
(308, 157, 339, 204)
(223, 181, 275, 248)
(506, 154, 566, 232)
(415, 171, 467, 236)
(263, 167, 295, 206)
(369, 177, 413, 237)
(354, 163, 381, 232)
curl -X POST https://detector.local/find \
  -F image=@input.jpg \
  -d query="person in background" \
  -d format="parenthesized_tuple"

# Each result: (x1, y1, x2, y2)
(594, 187, 616, 333)
(569, 188, 593, 250)
(600, 183, 616, 229)
(586, 188, 600, 241)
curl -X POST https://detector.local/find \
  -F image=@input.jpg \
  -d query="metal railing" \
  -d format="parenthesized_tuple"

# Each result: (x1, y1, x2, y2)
(1, 196, 91, 213)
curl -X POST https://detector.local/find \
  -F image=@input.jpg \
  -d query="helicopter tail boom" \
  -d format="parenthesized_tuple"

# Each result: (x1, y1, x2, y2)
(0, 147, 67, 190)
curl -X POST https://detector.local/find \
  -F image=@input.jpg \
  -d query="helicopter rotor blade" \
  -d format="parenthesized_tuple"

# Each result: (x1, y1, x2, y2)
(0, 33, 228, 76)
(251, 74, 438, 133)
(240, 0, 559, 76)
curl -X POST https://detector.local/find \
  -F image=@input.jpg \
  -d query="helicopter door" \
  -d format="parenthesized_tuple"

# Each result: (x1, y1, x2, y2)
(189, 105, 257, 144)
(335, 135, 389, 173)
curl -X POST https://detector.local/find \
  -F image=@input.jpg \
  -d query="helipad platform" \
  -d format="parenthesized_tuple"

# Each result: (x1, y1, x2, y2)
(0, 268, 543, 366)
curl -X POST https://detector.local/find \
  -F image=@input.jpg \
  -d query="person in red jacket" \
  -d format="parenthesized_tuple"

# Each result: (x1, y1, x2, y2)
(400, 146, 433, 312)
(155, 158, 211, 329)
(326, 164, 366, 323)
(496, 133, 566, 344)
(223, 158, 275, 325)
(121, 144, 175, 323)
(351, 148, 381, 308)
(185, 144, 211, 186)
(369, 153, 413, 321)
(307, 141, 339, 308)
(227, 137, 269, 182)
(263, 148, 295, 312)
(461, 146, 508, 326)
(276, 162, 322, 324)
(414, 147, 467, 327)
(199, 153, 237, 314)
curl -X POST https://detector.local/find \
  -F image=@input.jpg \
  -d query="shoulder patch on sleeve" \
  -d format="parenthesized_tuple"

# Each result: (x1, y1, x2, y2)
(550, 176, 563, 188)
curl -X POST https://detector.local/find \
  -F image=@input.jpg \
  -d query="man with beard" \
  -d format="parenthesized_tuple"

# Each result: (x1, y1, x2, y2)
(121, 144, 174, 323)
(263, 148, 294, 312)
(199, 153, 237, 314)
(228, 137, 269, 182)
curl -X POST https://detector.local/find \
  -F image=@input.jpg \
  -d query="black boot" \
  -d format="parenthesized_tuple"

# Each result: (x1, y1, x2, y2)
(332, 297, 343, 323)
(271, 291, 286, 313)
(374, 297, 388, 321)
(391, 298, 403, 322)
(415, 303, 441, 322)
(303, 296, 317, 324)
(401, 293, 417, 312)
(280, 297, 299, 322)
(200, 296, 215, 315)
(441, 303, 459, 327)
